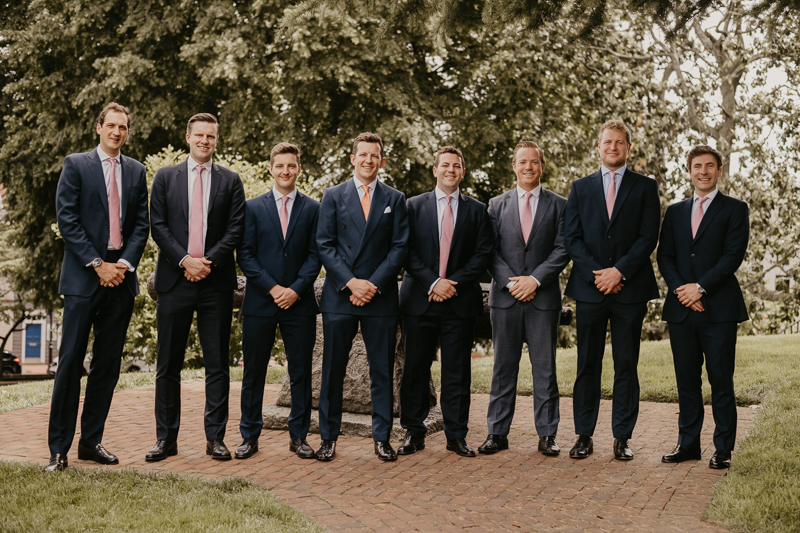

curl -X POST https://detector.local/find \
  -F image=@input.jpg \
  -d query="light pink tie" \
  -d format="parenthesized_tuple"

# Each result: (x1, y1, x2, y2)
(439, 196, 454, 278)
(188, 165, 205, 258)
(279, 196, 289, 238)
(107, 158, 122, 249)
(606, 172, 616, 219)
(692, 196, 709, 238)
(520, 191, 533, 244)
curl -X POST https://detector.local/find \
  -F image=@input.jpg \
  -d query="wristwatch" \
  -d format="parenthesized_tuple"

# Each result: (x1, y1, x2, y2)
(696, 283, 706, 294)
(91, 258, 103, 268)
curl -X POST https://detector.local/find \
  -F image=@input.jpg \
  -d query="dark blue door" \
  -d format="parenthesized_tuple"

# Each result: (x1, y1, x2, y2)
(25, 324, 41, 362)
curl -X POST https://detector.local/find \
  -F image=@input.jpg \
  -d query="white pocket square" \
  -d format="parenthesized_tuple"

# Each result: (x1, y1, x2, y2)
(384, 206, 392, 214)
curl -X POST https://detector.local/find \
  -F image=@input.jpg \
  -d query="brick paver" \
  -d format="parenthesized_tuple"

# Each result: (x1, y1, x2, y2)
(0, 381, 754, 532)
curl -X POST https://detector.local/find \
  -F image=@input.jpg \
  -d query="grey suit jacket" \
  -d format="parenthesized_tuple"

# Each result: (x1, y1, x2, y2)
(487, 187, 571, 311)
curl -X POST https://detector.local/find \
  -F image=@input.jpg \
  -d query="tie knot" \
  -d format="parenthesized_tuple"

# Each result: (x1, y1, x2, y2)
(698, 196, 709, 206)
(281, 195, 289, 206)
(443, 195, 452, 202)
(523, 191, 532, 200)
(194, 165, 204, 176)
(610, 171, 616, 179)
(108, 158, 117, 169)
(362, 184, 370, 193)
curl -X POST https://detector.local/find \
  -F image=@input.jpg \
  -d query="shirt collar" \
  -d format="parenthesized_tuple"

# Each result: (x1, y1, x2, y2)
(516, 184, 541, 198)
(694, 188, 719, 203)
(435, 186, 459, 201)
(97, 145, 120, 163)
(188, 156, 212, 174)
(273, 187, 298, 202)
(601, 164, 626, 179)
(353, 175, 377, 192)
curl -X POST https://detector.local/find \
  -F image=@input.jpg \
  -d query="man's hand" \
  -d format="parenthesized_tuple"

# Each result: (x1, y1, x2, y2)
(346, 278, 378, 302)
(95, 261, 126, 287)
(183, 257, 212, 282)
(676, 283, 704, 309)
(592, 267, 623, 295)
(429, 279, 458, 302)
(269, 285, 300, 310)
(349, 294, 368, 307)
(508, 276, 538, 302)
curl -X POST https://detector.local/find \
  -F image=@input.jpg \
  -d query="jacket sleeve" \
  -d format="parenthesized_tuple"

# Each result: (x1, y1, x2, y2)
(120, 164, 150, 269)
(655, 207, 685, 293)
(487, 197, 518, 289)
(237, 202, 278, 297)
(149, 169, 190, 268)
(204, 174, 246, 268)
(56, 156, 102, 266)
(530, 198, 571, 287)
(614, 178, 661, 279)
(316, 188, 355, 290)
(404, 199, 440, 291)
(289, 203, 323, 297)
(368, 193, 410, 292)
(449, 202, 493, 284)
(563, 181, 605, 284)
(697, 201, 750, 295)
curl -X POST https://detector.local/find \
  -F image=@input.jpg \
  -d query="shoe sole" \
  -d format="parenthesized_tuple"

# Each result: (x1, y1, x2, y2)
(661, 454, 701, 463)
(446, 446, 476, 457)
(289, 444, 316, 459)
(77, 453, 119, 465)
(397, 443, 425, 455)
(477, 443, 508, 454)
(145, 447, 177, 462)
(206, 450, 232, 461)
(539, 449, 560, 456)
(569, 446, 593, 459)
(615, 454, 634, 461)
(375, 454, 398, 461)
(235, 447, 258, 460)
(316, 454, 334, 461)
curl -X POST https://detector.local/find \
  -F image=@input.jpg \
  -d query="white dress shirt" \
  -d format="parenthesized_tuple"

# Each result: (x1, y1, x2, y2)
(601, 164, 626, 199)
(273, 187, 298, 222)
(507, 185, 542, 289)
(95, 146, 133, 271)
(353, 174, 377, 203)
(691, 188, 718, 222)
(180, 156, 212, 266)
(429, 187, 460, 294)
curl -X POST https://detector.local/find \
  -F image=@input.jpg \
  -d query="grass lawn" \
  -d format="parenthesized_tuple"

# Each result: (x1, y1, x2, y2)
(0, 461, 323, 533)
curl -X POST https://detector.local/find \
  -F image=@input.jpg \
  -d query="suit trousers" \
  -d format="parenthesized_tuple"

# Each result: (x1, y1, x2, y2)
(49, 251, 134, 454)
(668, 313, 738, 451)
(401, 304, 474, 440)
(155, 277, 233, 441)
(573, 298, 647, 439)
(487, 304, 560, 437)
(318, 313, 396, 442)
(239, 312, 316, 440)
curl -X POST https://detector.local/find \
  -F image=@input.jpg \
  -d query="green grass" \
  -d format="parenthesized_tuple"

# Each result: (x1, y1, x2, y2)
(0, 461, 323, 533)
(432, 334, 800, 405)
(0, 366, 286, 415)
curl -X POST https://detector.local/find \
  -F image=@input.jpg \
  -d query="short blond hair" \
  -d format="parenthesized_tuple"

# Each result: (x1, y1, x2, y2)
(270, 142, 301, 164)
(598, 120, 631, 145)
(512, 141, 545, 166)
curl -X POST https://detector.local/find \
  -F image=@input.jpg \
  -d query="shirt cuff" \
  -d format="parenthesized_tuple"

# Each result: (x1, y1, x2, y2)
(506, 281, 516, 289)
(428, 278, 441, 295)
(179, 254, 191, 268)
(531, 275, 540, 287)
(119, 259, 135, 272)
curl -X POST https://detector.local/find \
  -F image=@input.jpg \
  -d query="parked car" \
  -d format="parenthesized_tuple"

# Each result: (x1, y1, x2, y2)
(2, 351, 22, 376)
(48, 354, 155, 375)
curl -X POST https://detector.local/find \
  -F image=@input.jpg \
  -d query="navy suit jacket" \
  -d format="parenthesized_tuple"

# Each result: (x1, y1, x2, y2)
(657, 192, 749, 323)
(56, 149, 150, 297)
(316, 178, 409, 316)
(399, 191, 493, 317)
(564, 168, 661, 304)
(150, 159, 246, 293)
(238, 190, 322, 317)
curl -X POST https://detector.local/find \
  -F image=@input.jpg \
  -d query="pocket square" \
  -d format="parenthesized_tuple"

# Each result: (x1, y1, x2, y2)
(384, 206, 392, 214)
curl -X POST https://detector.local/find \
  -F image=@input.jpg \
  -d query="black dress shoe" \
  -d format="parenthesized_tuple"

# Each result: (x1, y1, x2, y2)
(446, 438, 476, 457)
(614, 438, 634, 461)
(709, 449, 732, 469)
(538, 436, 560, 456)
(316, 439, 336, 461)
(374, 440, 398, 461)
(206, 439, 232, 460)
(45, 453, 68, 472)
(77, 442, 119, 465)
(397, 433, 425, 455)
(569, 435, 593, 459)
(477, 434, 508, 454)
(661, 444, 702, 463)
(289, 438, 316, 459)
(234, 438, 259, 459)
(145, 440, 178, 462)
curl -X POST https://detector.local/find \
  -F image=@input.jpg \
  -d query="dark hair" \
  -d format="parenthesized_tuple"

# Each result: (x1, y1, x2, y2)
(512, 141, 545, 166)
(97, 102, 131, 130)
(686, 145, 723, 170)
(434, 146, 465, 168)
(352, 132, 384, 158)
(598, 120, 632, 145)
(270, 142, 301, 164)
(186, 113, 219, 136)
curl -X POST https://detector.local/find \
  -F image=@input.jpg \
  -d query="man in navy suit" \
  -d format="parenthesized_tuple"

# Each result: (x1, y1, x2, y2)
(146, 113, 246, 462)
(657, 145, 749, 469)
(48, 103, 150, 471)
(315, 132, 409, 462)
(236, 142, 321, 460)
(564, 120, 661, 461)
(397, 146, 493, 457)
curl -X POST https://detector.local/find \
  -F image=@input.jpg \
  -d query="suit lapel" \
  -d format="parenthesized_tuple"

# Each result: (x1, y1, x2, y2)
(359, 180, 385, 250)
(263, 191, 284, 243)
(343, 179, 366, 235)
(88, 149, 109, 216)
(609, 169, 634, 226)
(504, 189, 525, 245)
(284, 192, 306, 245)
(450, 192, 468, 249)
(527, 188, 551, 246)
(119, 154, 132, 223)
(694, 192, 726, 242)
(423, 192, 439, 247)
(588, 172, 607, 227)
(177, 163, 189, 221)
(207, 163, 222, 215)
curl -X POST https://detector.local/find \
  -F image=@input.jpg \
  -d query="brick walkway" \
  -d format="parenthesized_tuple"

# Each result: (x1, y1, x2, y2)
(0, 381, 754, 532)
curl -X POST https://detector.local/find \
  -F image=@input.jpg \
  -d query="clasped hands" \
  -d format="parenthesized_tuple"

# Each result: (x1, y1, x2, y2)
(592, 267, 624, 295)
(429, 278, 458, 302)
(183, 257, 212, 282)
(347, 278, 378, 307)
(95, 261, 128, 287)
(269, 284, 299, 309)
(508, 276, 538, 302)
(675, 283, 705, 312)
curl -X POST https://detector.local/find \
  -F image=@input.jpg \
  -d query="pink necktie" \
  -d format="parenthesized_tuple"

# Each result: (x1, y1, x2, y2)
(107, 158, 122, 249)
(606, 172, 616, 219)
(188, 165, 205, 258)
(439, 196, 454, 278)
(520, 191, 533, 244)
(279, 196, 289, 238)
(692, 196, 709, 238)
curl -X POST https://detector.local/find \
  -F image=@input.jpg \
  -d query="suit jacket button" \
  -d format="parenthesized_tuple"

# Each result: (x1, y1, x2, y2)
(691, 253, 695, 257)
(343, 224, 347, 228)
(607, 235, 611, 238)
(284, 253, 288, 257)
(347, 245, 351, 249)
(608, 257, 612, 261)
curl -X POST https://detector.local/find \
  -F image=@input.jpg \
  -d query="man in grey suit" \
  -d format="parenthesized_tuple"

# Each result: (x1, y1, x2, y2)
(478, 141, 571, 455)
